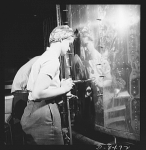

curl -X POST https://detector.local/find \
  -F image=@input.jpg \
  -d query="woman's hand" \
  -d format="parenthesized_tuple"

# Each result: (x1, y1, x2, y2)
(61, 78, 74, 93)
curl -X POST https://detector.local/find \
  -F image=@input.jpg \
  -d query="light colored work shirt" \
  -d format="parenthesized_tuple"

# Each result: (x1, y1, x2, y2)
(11, 56, 40, 93)
(27, 48, 60, 101)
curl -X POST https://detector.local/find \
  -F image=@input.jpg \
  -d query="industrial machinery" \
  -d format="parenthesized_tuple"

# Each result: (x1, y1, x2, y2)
(4, 4, 140, 147)
(58, 4, 140, 146)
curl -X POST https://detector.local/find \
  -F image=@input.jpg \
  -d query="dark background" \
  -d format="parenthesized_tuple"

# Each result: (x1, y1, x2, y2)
(3, 1, 67, 81)
(3, 1, 56, 68)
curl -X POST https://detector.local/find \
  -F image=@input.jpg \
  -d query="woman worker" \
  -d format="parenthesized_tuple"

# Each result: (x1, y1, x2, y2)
(20, 25, 75, 145)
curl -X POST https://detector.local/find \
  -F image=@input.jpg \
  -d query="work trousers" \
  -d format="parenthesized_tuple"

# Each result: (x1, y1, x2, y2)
(21, 99, 64, 145)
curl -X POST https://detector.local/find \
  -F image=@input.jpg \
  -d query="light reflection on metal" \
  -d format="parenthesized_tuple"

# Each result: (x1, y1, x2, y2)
(66, 4, 140, 141)
(109, 5, 140, 35)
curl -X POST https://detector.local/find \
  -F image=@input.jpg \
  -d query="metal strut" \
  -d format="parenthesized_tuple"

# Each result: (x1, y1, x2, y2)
(56, 5, 62, 26)
(72, 130, 103, 146)
(66, 92, 73, 145)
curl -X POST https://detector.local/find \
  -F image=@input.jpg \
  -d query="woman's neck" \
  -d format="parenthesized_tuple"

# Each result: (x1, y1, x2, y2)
(47, 42, 61, 58)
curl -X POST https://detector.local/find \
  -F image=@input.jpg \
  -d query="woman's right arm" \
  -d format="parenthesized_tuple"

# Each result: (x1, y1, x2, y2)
(32, 73, 73, 100)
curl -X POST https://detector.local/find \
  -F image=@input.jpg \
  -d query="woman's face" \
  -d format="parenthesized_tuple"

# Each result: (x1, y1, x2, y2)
(61, 37, 74, 56)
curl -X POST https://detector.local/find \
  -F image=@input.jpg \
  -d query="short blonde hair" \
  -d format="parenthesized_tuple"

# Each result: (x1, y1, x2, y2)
(49, 25, 74, 44)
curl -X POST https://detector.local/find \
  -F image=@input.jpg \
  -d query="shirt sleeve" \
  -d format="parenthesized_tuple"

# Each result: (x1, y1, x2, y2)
(39, 59, 59, 79)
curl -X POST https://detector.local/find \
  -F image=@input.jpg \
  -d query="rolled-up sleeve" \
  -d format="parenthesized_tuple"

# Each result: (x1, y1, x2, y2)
(40, 59, 59, 79)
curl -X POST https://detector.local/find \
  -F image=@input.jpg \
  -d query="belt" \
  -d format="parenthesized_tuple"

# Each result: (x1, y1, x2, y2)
(13, 90, 31, 94)
(28, 98, 56, 104)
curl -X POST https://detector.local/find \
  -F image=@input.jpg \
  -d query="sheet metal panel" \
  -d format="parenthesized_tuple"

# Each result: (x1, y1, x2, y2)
(67, 5, 140, 141)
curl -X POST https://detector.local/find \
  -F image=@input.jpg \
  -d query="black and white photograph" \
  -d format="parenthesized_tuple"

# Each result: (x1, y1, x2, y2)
(4, 2, 141, 149)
